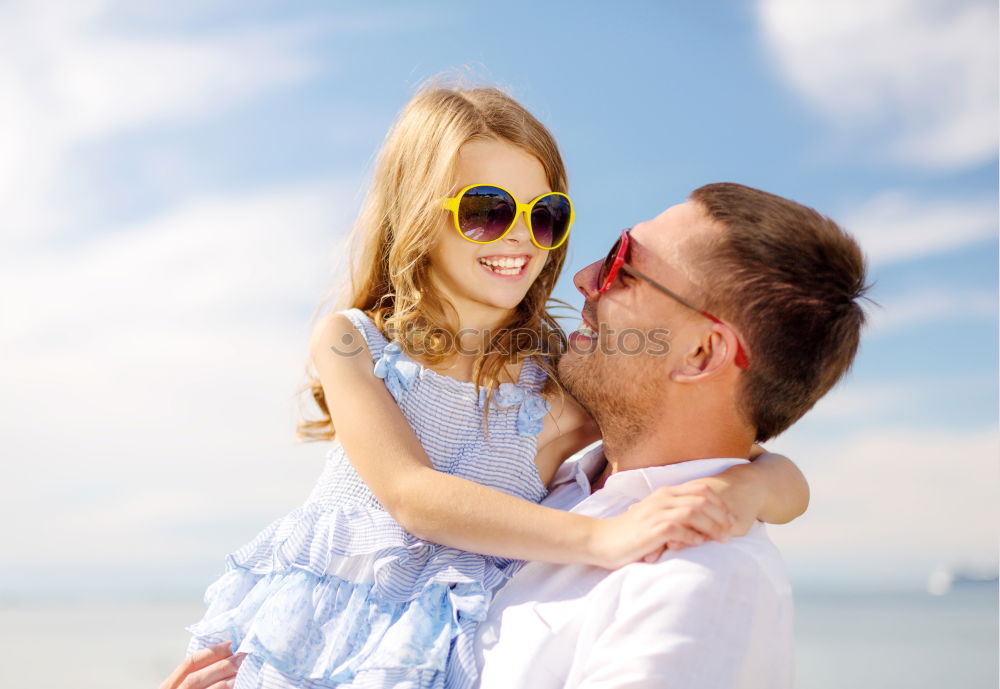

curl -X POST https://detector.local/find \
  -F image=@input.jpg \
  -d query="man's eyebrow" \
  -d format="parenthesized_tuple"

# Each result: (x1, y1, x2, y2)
(628, 237, 648, 270)
(630, 235, 680, 277)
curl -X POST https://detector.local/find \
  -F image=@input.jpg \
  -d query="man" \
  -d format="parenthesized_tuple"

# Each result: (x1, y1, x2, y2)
(163, 183, 868, 689)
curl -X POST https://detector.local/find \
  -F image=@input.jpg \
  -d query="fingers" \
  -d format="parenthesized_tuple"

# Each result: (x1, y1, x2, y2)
(660, 482, 725, 507)
(642, 537, 698, 564)
(160, 643, 233, 689)
(205, 679, 236, 689)
(643, 500, 730, 543)
(647, 488, 735, 542)
(642, 524, 702, 562)
(678, 504, 733, 543)
(668, 481, 744, 533)
(663, 522, 709, 548)
(178, 654, 245, 689)
(666, 540, 687, 553)
(641, 545, 667, 563)
(600, 483, 743, 569)
(668, 484, 739, 526)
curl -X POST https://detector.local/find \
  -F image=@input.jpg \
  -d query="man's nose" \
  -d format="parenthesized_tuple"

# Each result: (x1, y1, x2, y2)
(574, 260, 603, 299)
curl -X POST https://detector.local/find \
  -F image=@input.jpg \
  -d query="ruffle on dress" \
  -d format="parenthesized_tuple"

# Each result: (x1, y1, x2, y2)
(188, 569, 482, 683)
(372, 341, 419, 401)
(479, 383, 551, 437)
(186, 502, 516, 687)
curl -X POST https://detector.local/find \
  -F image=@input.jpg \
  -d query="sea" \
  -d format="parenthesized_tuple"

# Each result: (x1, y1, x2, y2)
(0, 587, 995, 688)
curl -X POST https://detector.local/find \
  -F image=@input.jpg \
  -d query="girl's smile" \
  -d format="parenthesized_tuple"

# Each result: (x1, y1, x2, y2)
(477, 253, 532, 280)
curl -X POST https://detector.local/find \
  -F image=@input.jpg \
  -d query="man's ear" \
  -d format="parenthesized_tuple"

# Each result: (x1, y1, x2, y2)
(671, 323, 741, 384)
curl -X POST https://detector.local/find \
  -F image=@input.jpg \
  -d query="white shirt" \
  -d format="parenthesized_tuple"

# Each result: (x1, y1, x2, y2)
(475, 442, 794, 689)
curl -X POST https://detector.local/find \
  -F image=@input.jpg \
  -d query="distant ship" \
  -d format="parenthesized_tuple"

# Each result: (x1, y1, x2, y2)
(927, 565, 999, 595)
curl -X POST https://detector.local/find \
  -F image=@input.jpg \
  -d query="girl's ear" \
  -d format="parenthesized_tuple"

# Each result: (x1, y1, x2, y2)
(670, 322, 741, 384)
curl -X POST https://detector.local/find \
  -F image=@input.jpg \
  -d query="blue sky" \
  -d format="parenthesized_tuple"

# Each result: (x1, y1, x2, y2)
(1, 0, 996, 598)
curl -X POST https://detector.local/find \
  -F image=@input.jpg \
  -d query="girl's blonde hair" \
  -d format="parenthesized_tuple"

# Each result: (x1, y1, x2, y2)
(298, 85, 570, 441)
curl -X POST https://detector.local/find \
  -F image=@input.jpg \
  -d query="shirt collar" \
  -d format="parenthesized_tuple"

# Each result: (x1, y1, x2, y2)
(549, 441, 751, 502)
(548, 440, 606, 495)
(601, 456, 751, 502)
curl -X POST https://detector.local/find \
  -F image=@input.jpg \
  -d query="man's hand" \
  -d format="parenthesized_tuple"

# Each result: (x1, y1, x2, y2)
(158, 641, 245, 689)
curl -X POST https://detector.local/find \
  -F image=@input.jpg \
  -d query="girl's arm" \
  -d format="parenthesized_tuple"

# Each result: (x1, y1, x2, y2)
(310, 314, 732, 569)
(669, 446, 809, 545)
(747, 444, 810, 524)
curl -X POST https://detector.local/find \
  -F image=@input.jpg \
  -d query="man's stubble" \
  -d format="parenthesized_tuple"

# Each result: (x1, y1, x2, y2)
(558, 347, 666, 456)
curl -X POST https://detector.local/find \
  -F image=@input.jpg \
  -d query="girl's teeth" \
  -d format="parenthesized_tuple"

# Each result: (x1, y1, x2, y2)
(479, 257, 526, 275)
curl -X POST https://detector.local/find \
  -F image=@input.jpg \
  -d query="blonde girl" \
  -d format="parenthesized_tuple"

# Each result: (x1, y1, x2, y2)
(182, 84, 808, 689)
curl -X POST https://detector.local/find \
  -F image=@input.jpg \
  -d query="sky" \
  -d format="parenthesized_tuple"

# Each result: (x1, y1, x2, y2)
(1, 0, 997, 599)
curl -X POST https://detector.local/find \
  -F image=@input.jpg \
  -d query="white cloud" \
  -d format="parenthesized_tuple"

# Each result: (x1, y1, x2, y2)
(841, 190, 997, 265)
(0, 0, 318, 241)
(0, 181, 356, 570)
(757, 0, 998, 169)
(2, 180, 353, 344)
(770, 426, 1000, 586)
(866, 287, 997, 334)
(804, 383, 915, 422)
(0, 1, 400, 586)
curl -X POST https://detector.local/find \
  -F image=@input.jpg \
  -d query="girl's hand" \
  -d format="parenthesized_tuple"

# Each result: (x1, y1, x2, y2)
(676, 452, 808, 538)
(675, 469, 767, 540)
(158, 642, 244, 689)
(588, 484, 736, 569)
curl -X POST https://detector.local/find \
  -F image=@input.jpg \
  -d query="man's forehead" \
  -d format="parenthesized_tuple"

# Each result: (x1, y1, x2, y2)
(629, 201, 715, 274)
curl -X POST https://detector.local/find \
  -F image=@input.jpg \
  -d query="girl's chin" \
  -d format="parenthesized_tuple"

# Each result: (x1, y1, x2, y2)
(472, 289, 531, 314)
(485, 296, 528, 312)
(448, 269, 543, 316)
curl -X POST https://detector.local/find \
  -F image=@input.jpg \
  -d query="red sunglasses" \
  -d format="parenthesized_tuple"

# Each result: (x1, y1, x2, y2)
(597, 229, 751, 370)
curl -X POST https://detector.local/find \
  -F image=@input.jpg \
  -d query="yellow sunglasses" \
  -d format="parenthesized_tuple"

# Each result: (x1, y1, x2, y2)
(440, 183, 574, 250)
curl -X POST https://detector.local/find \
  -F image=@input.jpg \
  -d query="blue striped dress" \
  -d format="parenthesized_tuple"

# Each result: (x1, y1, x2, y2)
(185, 308, 552, 689)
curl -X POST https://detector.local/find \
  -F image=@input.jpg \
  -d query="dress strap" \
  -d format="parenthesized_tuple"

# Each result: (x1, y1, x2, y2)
(339, 308, 390, 361)
(340, 308, 420, 401)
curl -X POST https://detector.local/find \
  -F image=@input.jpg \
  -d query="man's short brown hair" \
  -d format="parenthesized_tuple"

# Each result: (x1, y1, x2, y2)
(690, 183, 870, 441)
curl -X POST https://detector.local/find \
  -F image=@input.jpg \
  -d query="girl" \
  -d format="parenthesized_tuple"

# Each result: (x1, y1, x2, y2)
(182, 85, 809, 689)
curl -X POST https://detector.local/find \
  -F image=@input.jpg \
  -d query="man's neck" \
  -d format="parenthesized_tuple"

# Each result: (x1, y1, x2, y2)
(599, 422, 755, 479)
